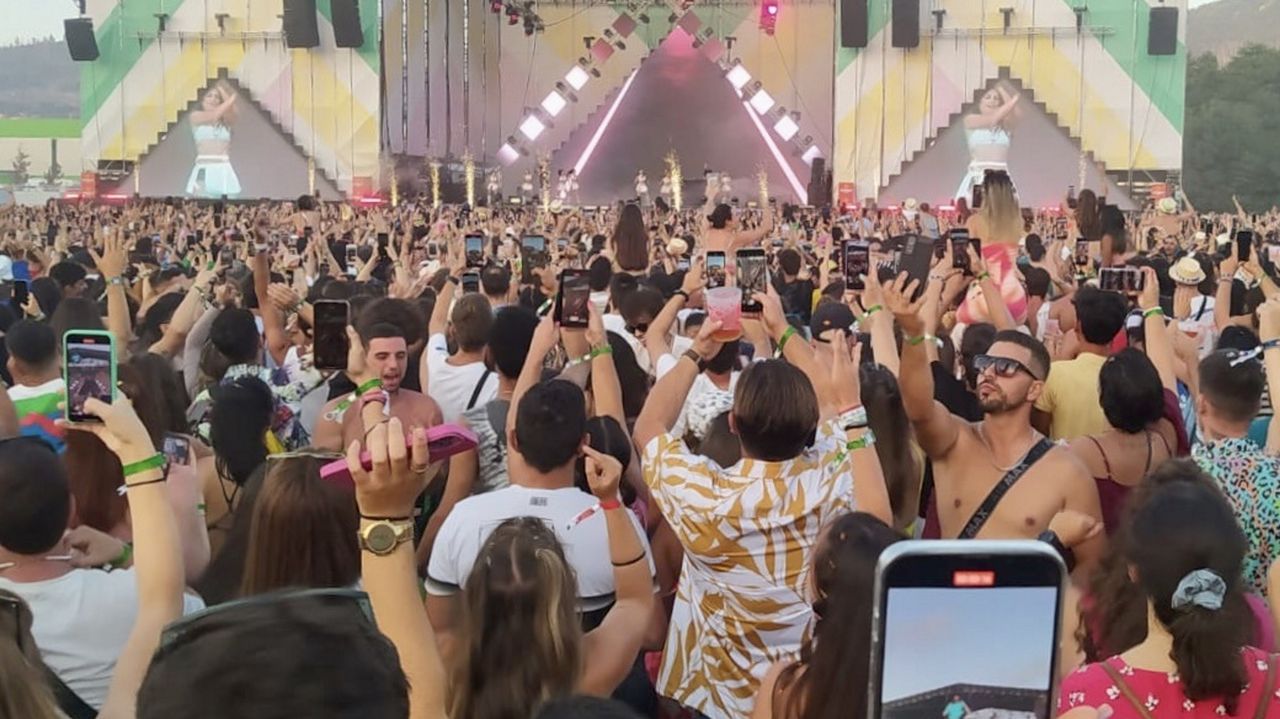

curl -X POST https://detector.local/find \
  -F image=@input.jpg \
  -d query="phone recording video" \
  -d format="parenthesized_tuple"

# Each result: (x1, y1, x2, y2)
(1073, 238, 1090, 267)
(950, 230, 973, 273)
(556, 270, 591, 329)
(1237, 230, 1255, 263)
(1099, 267, 1144, 294)
(870, 542, 1065, 719)
(736, 249, 767, 314)
(844, 241, 870, 291)
(11, 280, 28, 309)
(461, 272, 481, 295)
(63, 331, 116, 423)
(312, 300, 350, 371)
(899, 235, 934, 301)
(345, 245, 358, 276)
(465, 234, 485, 268)
(971, 184, 984, 210)
(521, 235, 548, 284)
(162, 433, 191, 466)
(706, 251, 728, 289)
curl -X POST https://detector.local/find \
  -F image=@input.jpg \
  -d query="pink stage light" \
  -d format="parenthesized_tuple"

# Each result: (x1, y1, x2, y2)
(741, 100, 807, 204)
(573, 67, 640, 177)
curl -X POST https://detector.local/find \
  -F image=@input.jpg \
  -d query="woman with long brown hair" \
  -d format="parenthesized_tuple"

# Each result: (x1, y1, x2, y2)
(610, 204, 651, 274)
(448, 446, 655, 719)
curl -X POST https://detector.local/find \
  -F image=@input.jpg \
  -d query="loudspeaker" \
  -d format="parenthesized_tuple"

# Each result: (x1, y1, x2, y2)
(841, 0, 869, 49)
(807, 157, 829, 206)
(1148, 7, 1178, 56)
(891, 0, 920, 49)
(64, 18, 99, 62)
(331, 0, 364, 48)
(283, 0, 320, 49)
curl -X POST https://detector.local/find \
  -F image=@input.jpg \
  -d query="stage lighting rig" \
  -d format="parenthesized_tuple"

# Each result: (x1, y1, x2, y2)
(759, 0, 779, 35)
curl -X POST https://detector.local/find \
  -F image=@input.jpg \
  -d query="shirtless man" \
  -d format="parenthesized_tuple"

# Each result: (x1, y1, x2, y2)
(884, 274, 1104, 571)
(313, 322, 442, 452)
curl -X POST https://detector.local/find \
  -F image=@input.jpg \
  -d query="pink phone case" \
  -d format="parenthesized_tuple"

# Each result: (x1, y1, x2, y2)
(320, 424, 478, 490)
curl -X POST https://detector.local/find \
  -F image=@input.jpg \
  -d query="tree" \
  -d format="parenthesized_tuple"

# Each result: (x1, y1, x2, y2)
(1184, 44, 1280, 212)
(10, 147, 31, 186)
(43, 158, 63, 186)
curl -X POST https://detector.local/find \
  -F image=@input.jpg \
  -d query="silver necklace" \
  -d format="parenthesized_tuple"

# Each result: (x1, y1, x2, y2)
(978, 423, 1042, 473)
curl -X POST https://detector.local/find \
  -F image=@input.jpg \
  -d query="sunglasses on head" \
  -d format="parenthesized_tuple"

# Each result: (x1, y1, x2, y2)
(973, 354, 1041, 381)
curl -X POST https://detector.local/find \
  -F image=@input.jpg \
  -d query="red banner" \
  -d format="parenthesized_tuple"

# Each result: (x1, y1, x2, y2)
(837, 182, 856, 206)
(80, 172, 97, 199)
(1148, 183, 1170, 200)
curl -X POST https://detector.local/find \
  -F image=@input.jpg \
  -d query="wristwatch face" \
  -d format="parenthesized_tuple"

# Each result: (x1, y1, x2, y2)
(366, 523, 399, 554)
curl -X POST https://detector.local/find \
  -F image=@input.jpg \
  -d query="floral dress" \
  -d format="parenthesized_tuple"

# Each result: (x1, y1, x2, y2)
(1058, 648, 1280, 718)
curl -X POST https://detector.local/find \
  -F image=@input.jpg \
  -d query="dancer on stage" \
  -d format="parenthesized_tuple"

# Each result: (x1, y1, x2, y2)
(486, 169, 502, 206)
(520, 171, 535, 204)
(717, 173, 733, 205)
(185, 80, 241, 198)
(659, 172, 672, 207)
(556, 170, 570, 203)
(955, 82, 1020, 203)
(565, 169, 580, 206)
(635, 170, 650, 207)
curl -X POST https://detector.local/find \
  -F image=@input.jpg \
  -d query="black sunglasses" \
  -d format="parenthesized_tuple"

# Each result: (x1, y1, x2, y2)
(973, 354, 1042, 381)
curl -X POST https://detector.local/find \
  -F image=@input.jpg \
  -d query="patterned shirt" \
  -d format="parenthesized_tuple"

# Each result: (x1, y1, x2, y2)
(188, 362, 321, 451)
(642, 422, 857, 719)
(1058, 649, 1280, 718)
(1192, 437, 1280, 597)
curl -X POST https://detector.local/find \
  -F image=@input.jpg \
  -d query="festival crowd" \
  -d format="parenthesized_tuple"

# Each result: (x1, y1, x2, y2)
(0, 178, 1278, 719)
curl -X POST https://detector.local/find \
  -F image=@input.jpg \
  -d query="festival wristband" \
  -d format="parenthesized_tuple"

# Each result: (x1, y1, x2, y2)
(122, 454, 166, 478)
(905, 334, 941, 348)
(356, 378, 384, 395)
(831, 429, 877, 467)
(861, 304, 883, 317)
(566, 344, 614, 368)
(1142, 307, 1165, 319)
(977, 271, 992, 282)
(110, 543, 133, 570)
(599, 498, 623, 511)
(775, 326, 798, 358)
(327, 379, 386, 421)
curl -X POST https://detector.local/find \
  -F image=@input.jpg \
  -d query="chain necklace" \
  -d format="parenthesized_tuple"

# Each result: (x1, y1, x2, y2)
(978, 423, 1043, 473)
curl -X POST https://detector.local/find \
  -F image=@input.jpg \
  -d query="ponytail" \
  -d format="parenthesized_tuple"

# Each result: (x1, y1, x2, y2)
(1161, 591, 1251, 712)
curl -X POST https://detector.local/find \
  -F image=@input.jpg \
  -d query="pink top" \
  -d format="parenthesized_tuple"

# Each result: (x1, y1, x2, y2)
(1058, 648, 1280, 718)
(957, 244, 1028, 325)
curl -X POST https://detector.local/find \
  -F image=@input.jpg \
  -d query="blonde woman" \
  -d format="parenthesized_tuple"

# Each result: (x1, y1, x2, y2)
(959, 171, 1028, 324)
(185, 80, 241, 198)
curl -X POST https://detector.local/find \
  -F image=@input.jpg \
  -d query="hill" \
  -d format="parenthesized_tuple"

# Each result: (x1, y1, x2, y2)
(1189, 0, 1280, 60)
(0, 38, 79, 118)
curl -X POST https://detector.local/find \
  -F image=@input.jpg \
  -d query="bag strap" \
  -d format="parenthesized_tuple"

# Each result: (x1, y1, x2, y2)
(957, 438, 1054, 540)
(465, 369, 493, 411)
(486, 400, 508, 456)
(1254, 654, 1279, 719)
(1099, 661, 1155, 719)
(42, 665, 98, 719)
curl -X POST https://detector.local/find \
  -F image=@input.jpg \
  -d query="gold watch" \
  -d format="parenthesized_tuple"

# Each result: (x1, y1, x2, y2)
(358, 520, 414, 556)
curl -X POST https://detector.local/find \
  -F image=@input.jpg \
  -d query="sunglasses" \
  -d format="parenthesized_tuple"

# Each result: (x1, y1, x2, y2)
(973, 354, 1042, 381)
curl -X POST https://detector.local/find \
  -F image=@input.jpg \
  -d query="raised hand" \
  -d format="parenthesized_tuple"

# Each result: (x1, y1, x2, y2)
(581, 445, 623, 502)
(882, 272, 927, 336)
(347, 417, 438, 520)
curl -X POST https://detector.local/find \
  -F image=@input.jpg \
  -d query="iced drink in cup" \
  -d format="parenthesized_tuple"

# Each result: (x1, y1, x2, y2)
(705, 287, 744, 342)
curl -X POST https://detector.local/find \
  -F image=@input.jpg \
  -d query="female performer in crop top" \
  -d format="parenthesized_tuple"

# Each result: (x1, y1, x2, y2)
(955, 84, 1020, 203)
(185, 81, 241, 199)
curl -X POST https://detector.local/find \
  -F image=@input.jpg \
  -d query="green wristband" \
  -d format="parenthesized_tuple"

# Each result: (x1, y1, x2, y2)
(776, 326, 798, 357)
(1142, 307, 1164, 319)
(862, 304, 883, 317)
(110, 542, 133, 570)
(906, 334, 939, 347)
(355, 378, 384, 395)
(977, 271, 992, 282)
(122, 453, 166, 477)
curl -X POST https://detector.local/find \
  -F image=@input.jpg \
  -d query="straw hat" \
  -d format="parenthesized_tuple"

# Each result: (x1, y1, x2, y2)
(1169, 256, 1206, 285)
(549, 199, 564, 214)
(666, 237, 688, 257)
(1156, 197, 1179, 215)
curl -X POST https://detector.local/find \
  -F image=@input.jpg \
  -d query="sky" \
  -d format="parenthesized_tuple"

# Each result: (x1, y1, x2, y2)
(880, 587, 1059, 704)
(1, 1, 77, 46)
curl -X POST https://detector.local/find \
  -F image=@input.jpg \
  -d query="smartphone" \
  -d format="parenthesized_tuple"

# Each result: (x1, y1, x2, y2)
(218, 245, 235, 268)
(949, 229, 972, 273)
(521, 235, 548, 284)
(706, 251, 728, 289)
(11, 279, 28, 309)
(898, 234, 934, 302)
(736, 248, 767, 314)
(376, 232, 390, 257)
(1073, 238, 1090, 267)
(1237, 230, 1254, 263)
(844, 241, 870, 291)
(868, 541, 1066, 719)
(461, 271, 481, 295)
(345, 245, 358, 276)
(1099, 267, 1144, 294)
(555, 269, 591, 328)
(63, 330, 117, 423)
(312, 300, 350, 371)
(676, 257, 691, 272)
(465, 234, 485, 268)
(320, 424, 478, 490)
(162, 432, 191, 466)
(1066, 185, 1077, 210)
(971, 183, 984, 210)
(294, 235, 306, 254)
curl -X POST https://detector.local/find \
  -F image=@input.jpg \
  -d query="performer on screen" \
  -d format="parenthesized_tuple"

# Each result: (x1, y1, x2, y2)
(635, 170, 650, 207)
(565, 169, 580, 206)
(185, 80, 242, 199)
(955, 82, 1020, 203)
(486, 169, 502, 206)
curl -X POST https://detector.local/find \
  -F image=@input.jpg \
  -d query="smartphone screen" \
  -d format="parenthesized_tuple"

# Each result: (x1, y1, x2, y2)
(345, 245, 358, 276)
(1074, 238, 1090, 267)
(870, 541, 1065, 719)
(950, 229, 972, 273)
(521, 235, 548, 284)
(1237, 230, 1254, 263)
(706, 251, 727, 289)
(898, 235, 934, 301)
(556, 270, 591, 328)
(162, 433, 191, 466)
(461, 272, 481, 295)
(465, 234, 485, 268)
(844, 241, 869, 291)
(971, 184, 984, 210)
(63, 331, 116, 423)
(11, 280, 28, 309)
(312, 300, 350, 371)
(736, 249, 767, 313)
(1099, 267, 1142, 294)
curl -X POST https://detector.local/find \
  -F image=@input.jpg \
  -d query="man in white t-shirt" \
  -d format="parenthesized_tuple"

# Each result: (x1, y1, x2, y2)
(0, 439, 203, 709)
(426, 379, 654, 654)
(423, 280, 499, 423)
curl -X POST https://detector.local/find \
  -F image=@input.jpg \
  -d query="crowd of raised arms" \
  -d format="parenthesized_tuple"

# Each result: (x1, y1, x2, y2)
(0, 179, 1279, 719)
